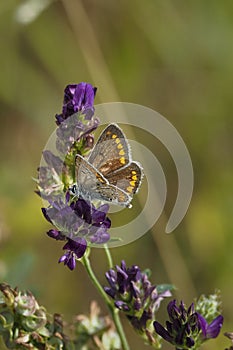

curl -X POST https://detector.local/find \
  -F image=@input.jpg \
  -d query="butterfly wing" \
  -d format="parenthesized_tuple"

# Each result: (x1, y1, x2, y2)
(76, 154, 106, 193)
(75, 123, 143, 207)
(105, 161, 143, 197)
(88, 124, 131, 175)
(76, 155, 131, 206)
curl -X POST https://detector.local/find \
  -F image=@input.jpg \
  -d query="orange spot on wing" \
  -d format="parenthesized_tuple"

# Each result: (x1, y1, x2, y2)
(127, 186, 133, 193)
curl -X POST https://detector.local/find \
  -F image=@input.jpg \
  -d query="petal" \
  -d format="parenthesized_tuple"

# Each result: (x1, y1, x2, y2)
(133, 299, 142, 311)
(41, 207, 53, 224)
(206, 315, 224, 339)
(58, 253, 69, 263)
(103, 217, 111, 229)
(59, 250, 77, 271)
(167, 300, 179, 320)
(67, 253, 76, 270)
(72, 237, 87, 258)
(130, 281, 141, 298)
(105, 269, 117, 288)
(154, 321, 173, 343)
(90, 230, 110, 244)
(82, 83, 96, 108)
(121, 260, 127, 271)
(97, 204, 109, 215)
(187, 302, 195, 316)
(116, 265, 128, 288)
(63, 84, 77, 104)
(115, 300, 130, 312)
(197, 313, 208, 337)
(104, 287, 116, 299)
(55, 113, 64, 125)
(153, 289, 172, 311)
(73, 83, 95, 111)
(127, 265, 141, 282)
(139, 310, 152, 329)
(63, 238, 87, 257)
(42, 150, 63, 174)
(186, 337, 195, 347)
(166, 321, 173, 334)
(47, 229, 65, 241)
(92, 208, 107, 223)
(173, 318, 182, 333)
(75, 199, 92, 223)
(73, 83, 86, 108)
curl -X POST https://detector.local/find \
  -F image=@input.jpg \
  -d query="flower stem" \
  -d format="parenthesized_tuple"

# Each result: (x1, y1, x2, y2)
(81, 253, 130, 350)
(104, 244, 114, 268)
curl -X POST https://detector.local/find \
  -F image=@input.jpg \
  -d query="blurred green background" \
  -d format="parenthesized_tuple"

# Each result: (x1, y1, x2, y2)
(0, 1, 233, 349)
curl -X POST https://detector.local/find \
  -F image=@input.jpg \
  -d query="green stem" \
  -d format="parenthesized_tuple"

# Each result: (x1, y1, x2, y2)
(81, 253, 130, 350)
(104, 244, 114, 269)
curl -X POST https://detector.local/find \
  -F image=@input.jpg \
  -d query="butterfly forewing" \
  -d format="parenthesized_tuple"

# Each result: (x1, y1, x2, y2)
(76, 155, 106, 192)
(88, 124, 131, 176)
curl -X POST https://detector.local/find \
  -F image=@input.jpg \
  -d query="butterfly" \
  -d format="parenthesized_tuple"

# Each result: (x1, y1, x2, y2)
(70, 123, 143, 208)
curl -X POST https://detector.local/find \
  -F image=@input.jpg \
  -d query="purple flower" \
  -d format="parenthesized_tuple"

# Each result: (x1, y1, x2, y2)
(59, 237, 87, 270)
(197, 313, 223, 339)
(36, 83, 99, 203)
(47, 229, 66, 240)
(42, 150, 63, 174)
(36, 82, 106, 271)
(42, 198, 111, 242)
(70, 199, 111, 244)
(36, 150, 64, 201)
(56, 83, 97, 125)
(54, 82, 99, 156)
(42, 197, 111, 270)
(154, 300, 200, 348)
(55, 115, 99, 156)
(104, 261, 172, 345)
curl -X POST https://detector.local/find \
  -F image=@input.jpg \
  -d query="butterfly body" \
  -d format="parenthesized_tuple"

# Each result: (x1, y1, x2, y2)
(72, 124, 143, 207)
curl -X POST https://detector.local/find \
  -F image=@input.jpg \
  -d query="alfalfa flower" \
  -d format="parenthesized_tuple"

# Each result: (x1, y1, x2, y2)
(42, 197, 111, 270)
(37, 82, 99, 199)
(55, 82, 97, 125)
(104, 261, 172, 347)
(154, 300, 201, 349)
(154, 295, 224, 349)
(55, 82, 99, 156)
(197, 313, 223, 340)
(36, 82, 108, 270)
(195, 290, 223, 342)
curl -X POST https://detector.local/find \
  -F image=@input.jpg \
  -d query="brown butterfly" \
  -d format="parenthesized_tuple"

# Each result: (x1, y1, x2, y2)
(71, 123, 143, 207)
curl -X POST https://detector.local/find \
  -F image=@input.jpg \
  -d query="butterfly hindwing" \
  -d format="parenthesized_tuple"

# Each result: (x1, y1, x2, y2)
(76, 155, 131, 205)
(105, 162, 143, 197)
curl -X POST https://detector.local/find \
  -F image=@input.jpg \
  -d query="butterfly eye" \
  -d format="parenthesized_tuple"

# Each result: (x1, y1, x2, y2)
(69, 184, 77, 196)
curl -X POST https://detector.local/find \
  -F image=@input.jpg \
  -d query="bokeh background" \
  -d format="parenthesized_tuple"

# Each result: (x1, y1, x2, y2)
(1, 1, 233, 349)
